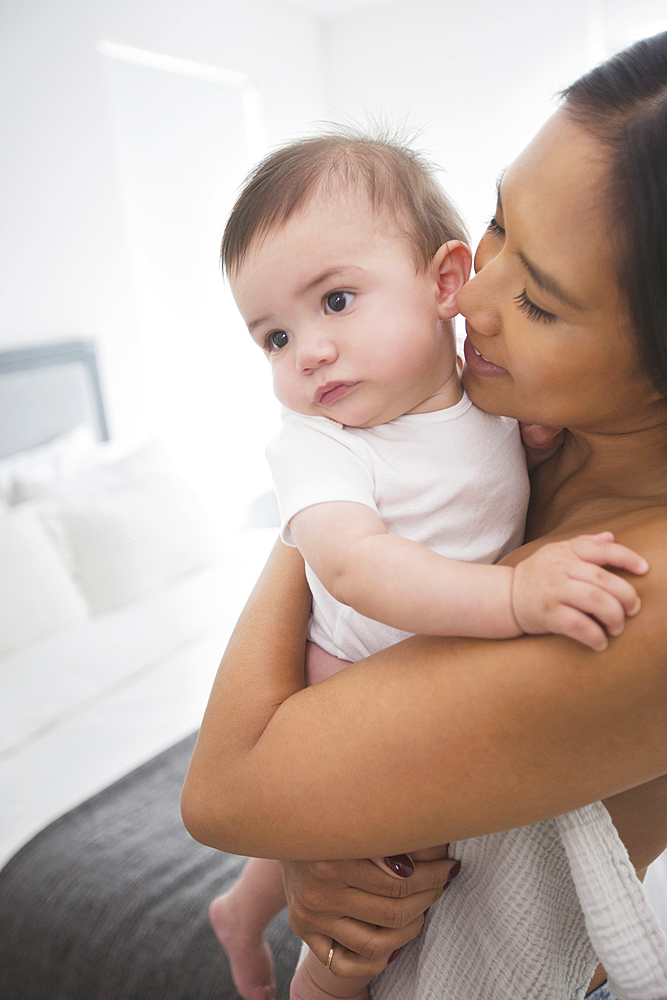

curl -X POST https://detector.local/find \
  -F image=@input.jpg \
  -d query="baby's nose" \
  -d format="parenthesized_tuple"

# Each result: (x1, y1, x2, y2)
(296, 333, 338, 371)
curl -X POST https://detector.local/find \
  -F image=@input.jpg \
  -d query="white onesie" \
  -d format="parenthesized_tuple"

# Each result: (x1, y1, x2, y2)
(266, 390, 530, 662)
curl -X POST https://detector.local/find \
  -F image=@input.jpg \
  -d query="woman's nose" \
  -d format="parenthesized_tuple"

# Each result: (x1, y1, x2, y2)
(296, 332, 338, 371)
(457, 259, 502, 338)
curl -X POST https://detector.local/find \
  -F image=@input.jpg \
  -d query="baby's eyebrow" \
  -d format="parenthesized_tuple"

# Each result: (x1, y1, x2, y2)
(248, 315, 271, 334)
(299, 266, 362, 297)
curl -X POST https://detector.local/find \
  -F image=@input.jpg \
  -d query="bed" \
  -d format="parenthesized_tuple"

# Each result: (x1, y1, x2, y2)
(0, 340, 299, 997)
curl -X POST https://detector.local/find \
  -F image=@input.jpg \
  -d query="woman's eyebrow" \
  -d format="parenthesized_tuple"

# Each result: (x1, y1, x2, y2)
(496, 171, 585, 312)
(517, 251, 585, 311)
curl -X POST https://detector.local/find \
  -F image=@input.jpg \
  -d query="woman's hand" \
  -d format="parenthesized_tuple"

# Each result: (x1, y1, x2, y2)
(281, 851, 461, 978)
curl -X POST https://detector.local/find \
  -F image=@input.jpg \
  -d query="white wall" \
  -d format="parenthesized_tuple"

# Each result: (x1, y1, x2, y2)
(318, 0, 594, 246)
(0, 0, 325, 525)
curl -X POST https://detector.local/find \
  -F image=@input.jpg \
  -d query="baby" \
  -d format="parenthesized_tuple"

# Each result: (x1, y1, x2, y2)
(208, 130, 647, 1000)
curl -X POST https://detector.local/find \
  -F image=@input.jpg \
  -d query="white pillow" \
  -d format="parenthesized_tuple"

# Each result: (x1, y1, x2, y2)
(0, 505, 88, 659)
(0, 424, 97, 504)
(11, 436, 166, 504)
(35, 457, 221, 615)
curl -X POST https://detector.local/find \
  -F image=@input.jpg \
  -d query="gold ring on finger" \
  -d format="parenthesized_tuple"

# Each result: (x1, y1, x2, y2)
(326, 942, 336, 971)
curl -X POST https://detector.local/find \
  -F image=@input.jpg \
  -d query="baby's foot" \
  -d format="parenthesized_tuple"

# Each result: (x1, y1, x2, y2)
(209, 893, 276, 1000)
(290, 957, 370, 1000)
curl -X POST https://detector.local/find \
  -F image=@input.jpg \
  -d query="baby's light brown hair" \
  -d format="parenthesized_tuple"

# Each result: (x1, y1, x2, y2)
(221, 126, 468, 277)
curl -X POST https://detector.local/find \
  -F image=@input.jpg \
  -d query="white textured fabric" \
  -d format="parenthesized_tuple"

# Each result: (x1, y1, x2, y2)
(369, 805, 667, 1000)
(267, 393, 530, 661)
(557, 803, 667, 1000)
(372, 817, 599, 1000)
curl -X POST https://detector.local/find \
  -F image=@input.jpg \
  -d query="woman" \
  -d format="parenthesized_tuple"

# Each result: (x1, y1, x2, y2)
(182, 33, 667, 999)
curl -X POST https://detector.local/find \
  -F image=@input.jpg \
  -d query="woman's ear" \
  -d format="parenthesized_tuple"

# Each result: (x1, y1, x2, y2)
(433, 241, 472, 320)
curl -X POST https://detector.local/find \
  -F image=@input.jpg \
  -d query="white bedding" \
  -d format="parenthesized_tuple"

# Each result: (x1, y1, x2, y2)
(0, 526, 277, 868)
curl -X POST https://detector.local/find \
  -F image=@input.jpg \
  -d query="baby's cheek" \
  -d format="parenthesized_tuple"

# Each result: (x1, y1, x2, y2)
(272, 371, 300, 413)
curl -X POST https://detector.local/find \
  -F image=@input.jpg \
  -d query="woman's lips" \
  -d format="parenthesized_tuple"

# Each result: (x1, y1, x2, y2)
(463, 335, 508, 376)
(315, 381, 358, 405)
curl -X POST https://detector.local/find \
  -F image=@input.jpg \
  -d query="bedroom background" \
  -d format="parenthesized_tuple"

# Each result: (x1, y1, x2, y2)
(2, 0, 667, 964)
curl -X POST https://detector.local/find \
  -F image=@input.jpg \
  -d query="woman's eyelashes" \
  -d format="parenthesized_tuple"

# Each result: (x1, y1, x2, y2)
(266, 330, 290, 352)
(514, 289, 558, 324)
(486, 216, 505, 238)
(485, 212, 558, 323)
(324, 290, 355, 314)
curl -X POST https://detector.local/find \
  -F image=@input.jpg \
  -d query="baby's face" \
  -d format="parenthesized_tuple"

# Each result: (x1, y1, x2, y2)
(231, 187, 459, 427)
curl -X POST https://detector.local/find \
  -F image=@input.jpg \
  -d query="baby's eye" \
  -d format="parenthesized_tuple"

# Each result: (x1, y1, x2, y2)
(266, 330, 289, 351)
(324, 291, 354, 314)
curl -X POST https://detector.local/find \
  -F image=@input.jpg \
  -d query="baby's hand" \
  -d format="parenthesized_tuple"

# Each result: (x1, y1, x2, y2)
(519, 422, 564, 471)
(512, 532, 649, 651)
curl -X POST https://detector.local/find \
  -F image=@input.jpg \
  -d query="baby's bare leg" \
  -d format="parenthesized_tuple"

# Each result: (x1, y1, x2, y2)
(209, 857, 286, 1000)
(291, 947, 371, 1000)
(305, 641, 352, 685)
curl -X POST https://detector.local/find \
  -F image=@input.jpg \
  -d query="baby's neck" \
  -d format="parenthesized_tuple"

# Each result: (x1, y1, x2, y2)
(404, 361, 463, 417)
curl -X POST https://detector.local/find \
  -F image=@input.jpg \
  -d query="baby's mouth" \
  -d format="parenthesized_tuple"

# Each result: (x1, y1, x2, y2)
(315, 382, 358, 405)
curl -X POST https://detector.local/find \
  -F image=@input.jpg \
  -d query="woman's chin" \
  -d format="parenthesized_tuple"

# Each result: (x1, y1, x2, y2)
(461, 364, 514, 417)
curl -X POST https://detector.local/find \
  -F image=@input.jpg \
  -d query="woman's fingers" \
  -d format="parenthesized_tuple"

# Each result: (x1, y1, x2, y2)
(372, 854, 415, 878)
(281, 855, 461, 973)
(291, 877, 446, 933)
(305, 915, 427, 979)
(296, 855, 457, 898)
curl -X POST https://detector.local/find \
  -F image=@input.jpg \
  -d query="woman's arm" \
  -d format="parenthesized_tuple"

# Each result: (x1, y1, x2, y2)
(181, 524, 667, 861)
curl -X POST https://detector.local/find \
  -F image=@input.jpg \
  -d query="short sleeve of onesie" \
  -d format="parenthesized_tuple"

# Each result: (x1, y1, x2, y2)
(266, 410, 378, 546)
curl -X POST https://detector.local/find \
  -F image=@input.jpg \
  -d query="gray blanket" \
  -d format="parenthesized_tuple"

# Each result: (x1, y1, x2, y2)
(0, 733, 300, 998)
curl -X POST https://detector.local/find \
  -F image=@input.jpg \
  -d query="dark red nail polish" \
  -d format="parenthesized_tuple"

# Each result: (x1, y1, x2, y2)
(446, 860, 461, 882)
(384, 854, 414, 877)
(388, 949, 401, 964)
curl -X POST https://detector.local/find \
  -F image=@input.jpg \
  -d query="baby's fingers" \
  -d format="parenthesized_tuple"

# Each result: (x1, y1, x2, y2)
(560, 577, 633, 642)
(568, 562, 643, 619)
(550, 603, 610, 652)
(571, 535, 650, 577)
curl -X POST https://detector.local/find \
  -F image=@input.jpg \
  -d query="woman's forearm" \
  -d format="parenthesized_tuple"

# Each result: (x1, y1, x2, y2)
(182, 525, 667, 862)
(181, 539, 311, 846)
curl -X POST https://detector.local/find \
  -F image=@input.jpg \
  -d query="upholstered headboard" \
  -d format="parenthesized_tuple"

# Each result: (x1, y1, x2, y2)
(0, 341, 109, 459)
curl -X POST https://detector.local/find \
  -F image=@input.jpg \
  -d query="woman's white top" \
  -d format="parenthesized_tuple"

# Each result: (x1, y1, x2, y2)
(371, 802, 667, 1000)
(267, 393, 530, 661)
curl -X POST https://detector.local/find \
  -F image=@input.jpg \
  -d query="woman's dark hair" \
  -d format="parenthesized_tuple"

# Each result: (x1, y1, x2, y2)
(562, 32, 667, 400)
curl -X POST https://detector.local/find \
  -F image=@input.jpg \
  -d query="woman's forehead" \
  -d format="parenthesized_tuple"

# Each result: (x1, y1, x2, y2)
(500, 111, 617, 309)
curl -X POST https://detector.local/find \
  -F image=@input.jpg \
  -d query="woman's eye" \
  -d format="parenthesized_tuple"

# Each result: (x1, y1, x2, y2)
(514, 289, 558, 324)
(486, 216, 505, 238)
(266, 330, 289, 351)
(324, 291, 354, 314)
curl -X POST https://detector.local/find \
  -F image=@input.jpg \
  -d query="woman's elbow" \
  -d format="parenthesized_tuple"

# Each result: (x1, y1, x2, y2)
(180, 774, 238, 852)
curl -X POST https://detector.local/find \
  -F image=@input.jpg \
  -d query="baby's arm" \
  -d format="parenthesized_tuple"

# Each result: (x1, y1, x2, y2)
(290, 504, 648, 651)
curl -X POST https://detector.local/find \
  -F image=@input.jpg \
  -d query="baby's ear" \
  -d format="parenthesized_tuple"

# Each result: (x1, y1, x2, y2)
(433, 241, 472, 320)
